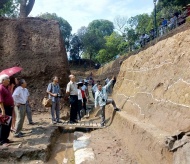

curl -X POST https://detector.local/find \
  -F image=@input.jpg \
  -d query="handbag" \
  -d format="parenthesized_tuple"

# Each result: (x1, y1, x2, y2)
(42, 96, 52, 107)
(42, 83, 53, 108)
(0, 114, 12, 126)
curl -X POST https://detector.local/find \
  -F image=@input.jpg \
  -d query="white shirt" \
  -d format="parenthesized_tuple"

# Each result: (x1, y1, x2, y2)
(77, 89, 83, 103)
(12, 86, 29, 105)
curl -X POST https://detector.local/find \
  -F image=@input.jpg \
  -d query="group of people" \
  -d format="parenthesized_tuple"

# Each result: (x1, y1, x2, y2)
(65, 74, 120, 127)
(0, 74, 34, 147)
(139, 8, 188, 48)
(0, 73, 120, 147)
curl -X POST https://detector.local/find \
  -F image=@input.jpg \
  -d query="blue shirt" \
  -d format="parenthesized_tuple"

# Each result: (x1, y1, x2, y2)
(47, 83, 61, 102)
(95, 80, 113, 107)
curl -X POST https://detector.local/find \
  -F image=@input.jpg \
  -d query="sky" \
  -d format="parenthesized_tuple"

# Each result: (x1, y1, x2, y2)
(30, 0, 154, 33)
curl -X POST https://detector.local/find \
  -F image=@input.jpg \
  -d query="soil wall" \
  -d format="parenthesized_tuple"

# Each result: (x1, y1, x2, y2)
(0, 18, 70, 110)
(97, 24, 190, 163)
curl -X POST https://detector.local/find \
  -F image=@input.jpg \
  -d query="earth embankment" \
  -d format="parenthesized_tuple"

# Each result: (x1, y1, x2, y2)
(0, 18, 70, 110)
(95, 23, 190, 163)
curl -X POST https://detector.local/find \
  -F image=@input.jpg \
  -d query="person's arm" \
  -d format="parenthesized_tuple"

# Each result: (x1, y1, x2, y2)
(65, 83, 70, 97)
(47, 83, 57, 97)
(104, 78, 114, 90)
(12, 88, 21, 106)
(94, 92, 99, 108)
(0, 102, 5, 116)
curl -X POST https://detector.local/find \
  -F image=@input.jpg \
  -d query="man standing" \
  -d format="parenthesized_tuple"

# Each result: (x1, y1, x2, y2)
(66, 75, 78, 123)
(12, 79, 29, 138)
(47, 76, 61, 124)
(0, 74, 14, 146)
(95, 76, 120, 127)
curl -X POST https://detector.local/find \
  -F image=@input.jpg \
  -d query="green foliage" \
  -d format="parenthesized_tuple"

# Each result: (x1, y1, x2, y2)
(96, 32, 127, 63)
(88, 19, 114, 37)
(69, 34, 83, 60)
(157, 0, 190, 8)
(39, 13, 72, 51)
(128, 14, 152, 34)
(77, 19, 114, 61)
(0, 0, 19, 17)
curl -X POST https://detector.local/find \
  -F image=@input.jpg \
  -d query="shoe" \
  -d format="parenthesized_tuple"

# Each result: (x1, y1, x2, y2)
(114, 108, 121, 112)
(11, 129, 16, 133)
(68, 121, 74, 124)
(14, 134, 23, 138)
(5, 139, 14, 143)
(19, 132, 24, 136)
(74, 120, 78, 123)
(2, 143, 10, 147)
(56, 121, 62, 123)
(101, 123, 105, 127)
(52, 121, 57, 124)
(29, 122, 35, 125)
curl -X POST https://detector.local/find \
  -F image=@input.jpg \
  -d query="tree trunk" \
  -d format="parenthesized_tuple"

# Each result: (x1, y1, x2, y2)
(25, 0, 35, 17)
(20, 0, 35, 18)
(20, 0, 27, 18)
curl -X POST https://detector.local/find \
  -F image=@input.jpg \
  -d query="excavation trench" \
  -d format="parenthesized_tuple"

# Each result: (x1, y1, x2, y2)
(46, 127, 97, 164)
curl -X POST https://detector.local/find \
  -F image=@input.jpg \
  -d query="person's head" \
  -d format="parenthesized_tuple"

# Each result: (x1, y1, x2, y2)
(97, 80, 100, 85)
(10, 76, 16, 85)
(52, 76, 59, 83)
(98, 84, 102, 91)
(69, 74, 75, 82)
(0, 74, 10, 86)
(77, 82, 83, 89)
(19, 79, 27, 88)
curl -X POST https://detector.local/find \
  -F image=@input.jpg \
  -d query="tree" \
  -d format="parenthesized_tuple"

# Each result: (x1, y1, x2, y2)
(0, 0, 9, 10)
(157, 0, 190, 8)
(96, 32, 127, 63)
(81, 29, 105, 61)
(69, 34, 83, 60)
(128, 14, 152, 35)
(124, 28, 138, 52)
(39, 13, 72, 51)
(114, 15, 129, 35)
(77, 19, 114, 62)
(88, 19, 114, 37)
(20, 0, 35, 18)
(0, 0, 19, 17)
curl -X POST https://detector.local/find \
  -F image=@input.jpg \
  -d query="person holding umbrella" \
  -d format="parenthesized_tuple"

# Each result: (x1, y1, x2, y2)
(0, 74, 14, 147)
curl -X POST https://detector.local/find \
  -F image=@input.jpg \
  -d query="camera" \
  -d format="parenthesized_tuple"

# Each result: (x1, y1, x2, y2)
(57, 93, 63, 98)
(102, 98, 105, 102)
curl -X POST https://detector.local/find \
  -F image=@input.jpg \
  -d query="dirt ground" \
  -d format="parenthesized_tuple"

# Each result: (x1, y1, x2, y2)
(88, 125, 137, 164)
(0, 99, 137, 164)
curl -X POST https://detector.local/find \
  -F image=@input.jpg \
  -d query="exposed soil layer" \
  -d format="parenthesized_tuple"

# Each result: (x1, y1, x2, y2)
(0, 17, 70, 110)
(93, 23, 190, 163)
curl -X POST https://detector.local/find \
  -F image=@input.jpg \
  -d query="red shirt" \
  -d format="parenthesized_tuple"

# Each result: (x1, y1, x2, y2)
(0, 84, 14, 106)
(81, 90, 85, 98)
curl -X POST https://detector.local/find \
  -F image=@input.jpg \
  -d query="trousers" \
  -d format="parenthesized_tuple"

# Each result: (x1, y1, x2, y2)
(100, 99, 116, 126)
